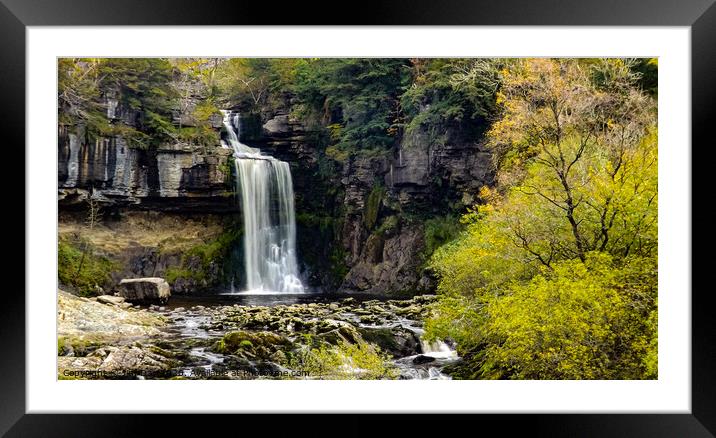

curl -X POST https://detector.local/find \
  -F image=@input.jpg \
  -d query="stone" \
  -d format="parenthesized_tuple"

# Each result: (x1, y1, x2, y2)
(118, 278, 171, 304)
(359, 326, 422, 358)
(413, 355, 437, 365)
(58, 123, 235, 212)
(59, 344, 178, 377)
(96, 295, 126, 306)
(340, 224, 427, 295)
(263, 114, 290, 136)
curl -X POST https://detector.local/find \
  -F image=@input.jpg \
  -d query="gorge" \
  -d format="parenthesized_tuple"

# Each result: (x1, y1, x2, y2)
(57, 58, 658, 381)
(55, 58, 491, 379)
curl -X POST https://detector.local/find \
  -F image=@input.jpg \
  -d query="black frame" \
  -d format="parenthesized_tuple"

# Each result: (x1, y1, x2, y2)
(3, 0, 714, 435)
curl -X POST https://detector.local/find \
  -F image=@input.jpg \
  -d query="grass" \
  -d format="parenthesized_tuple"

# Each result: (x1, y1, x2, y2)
(58, 211, 227, 254)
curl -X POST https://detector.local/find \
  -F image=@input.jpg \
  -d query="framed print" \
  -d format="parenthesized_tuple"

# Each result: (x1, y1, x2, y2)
(4, 0, 715, 435)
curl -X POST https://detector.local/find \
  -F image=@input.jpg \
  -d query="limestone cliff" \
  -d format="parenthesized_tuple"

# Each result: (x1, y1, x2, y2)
(58, 92, 493, 296)
(58, 124, 234, 212)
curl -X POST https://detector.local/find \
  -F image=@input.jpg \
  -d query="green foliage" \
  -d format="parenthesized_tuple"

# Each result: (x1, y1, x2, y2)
(164, 267, 200, 284)
(363, 185, 385, 230)
(99, 58, 176, 112)
(165, 228, 242, 286)
(401, 59, 500, 137)
(328, 246, 349, 285)
(59, 57, 220, 150)
(296, 212, 335, 234)
(58, 237, 115, 297)
(422, 214, 462, 258)
(375, 215, 400, 236)
(292, 59, 410, 153)
(97, 58, 178, 147)
(426, 58, 658, 380)
(482, 254, 656, 379)
(215, 58, 304, 110)
(287, 338, 399, 380)
(632, 58, 658, 97)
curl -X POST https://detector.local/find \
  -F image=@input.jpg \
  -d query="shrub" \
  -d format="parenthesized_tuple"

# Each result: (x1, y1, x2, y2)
(287, 339, 398, 380)
(58, 238, 115, 296)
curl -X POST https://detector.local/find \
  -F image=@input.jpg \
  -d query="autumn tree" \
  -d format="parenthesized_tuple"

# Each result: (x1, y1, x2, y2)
(426, 58, 658, 380)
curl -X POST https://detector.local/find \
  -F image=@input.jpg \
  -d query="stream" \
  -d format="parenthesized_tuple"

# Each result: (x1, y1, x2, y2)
(155, 293, 459, 380)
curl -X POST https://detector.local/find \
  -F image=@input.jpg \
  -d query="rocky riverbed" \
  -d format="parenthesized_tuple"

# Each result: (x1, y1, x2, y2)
(57, 291, 459, 380)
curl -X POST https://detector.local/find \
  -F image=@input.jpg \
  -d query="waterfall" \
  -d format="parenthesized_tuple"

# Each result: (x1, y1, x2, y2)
(419, 339, 457, 359)
(222, 110, 304, 294)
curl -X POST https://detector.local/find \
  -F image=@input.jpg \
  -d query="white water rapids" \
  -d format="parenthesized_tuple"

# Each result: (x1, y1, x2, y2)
(221, 110, 304, 294)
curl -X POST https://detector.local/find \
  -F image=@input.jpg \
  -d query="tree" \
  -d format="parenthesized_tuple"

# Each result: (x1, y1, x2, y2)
(426, 58, 658, 380)
(292, 58, 410, 153)
(75, 195, 102, 282)
(488, 58, 657, 263)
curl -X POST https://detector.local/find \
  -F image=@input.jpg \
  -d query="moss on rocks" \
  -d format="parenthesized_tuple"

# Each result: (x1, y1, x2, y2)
(363, 185, 385, 230)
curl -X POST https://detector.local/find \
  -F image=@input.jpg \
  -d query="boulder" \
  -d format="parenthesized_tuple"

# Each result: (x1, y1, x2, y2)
(359, 326, 422, 358)
(413, 354, 437, 365)
(118, 278, 171, 304)
(262, 114, 290, 136)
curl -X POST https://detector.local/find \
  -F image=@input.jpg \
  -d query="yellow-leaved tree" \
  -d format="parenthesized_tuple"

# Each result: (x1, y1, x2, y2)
(426, 58, 658, 380)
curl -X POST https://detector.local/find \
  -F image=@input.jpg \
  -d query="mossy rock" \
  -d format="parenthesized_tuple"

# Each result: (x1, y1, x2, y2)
(57, 335, 107, 357)
(358, 327, 421, 358)
(213, 330, 293, 360)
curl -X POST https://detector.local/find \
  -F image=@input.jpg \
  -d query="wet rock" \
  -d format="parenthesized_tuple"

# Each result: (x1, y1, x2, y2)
(263, 114, 290, 136)
(359, 326, 421, 358)
(413, 355, 436, 365)
(118, 277, 171, 304)
(315, 319, 363, 345)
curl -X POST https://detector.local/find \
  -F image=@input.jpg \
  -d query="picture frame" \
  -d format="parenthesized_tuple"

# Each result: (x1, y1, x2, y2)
(4, 0, 714, 435)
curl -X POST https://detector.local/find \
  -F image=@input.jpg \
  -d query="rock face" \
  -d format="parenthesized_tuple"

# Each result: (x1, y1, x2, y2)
(118, 278, 171, 304)
(387, 126, 493, 209)
(59, 70, 235, 213)
(58, 125, 235, 212)
(58, 80, 492, 296)
(340, 224, 427, 294)
(244, 103, 494, 295)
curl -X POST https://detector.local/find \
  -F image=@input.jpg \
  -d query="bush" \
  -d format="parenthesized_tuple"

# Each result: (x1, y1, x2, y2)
(164, 228, 242, 287)
(287, 338, 399, 380)
(422, 214, 462, 258)
(481, 254, 655, 379)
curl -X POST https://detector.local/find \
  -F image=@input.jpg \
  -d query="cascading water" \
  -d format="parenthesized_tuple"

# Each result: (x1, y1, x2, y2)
(221, 110, 304, 294)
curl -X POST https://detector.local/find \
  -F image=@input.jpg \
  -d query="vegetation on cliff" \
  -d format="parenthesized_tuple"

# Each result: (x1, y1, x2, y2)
(58, 236, 116, 296)
(58, 58, 221, 149)
(213, 58, 499, 158)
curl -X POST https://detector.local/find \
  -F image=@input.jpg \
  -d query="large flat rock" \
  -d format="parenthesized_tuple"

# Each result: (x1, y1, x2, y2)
(118, 277, 171, 304)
